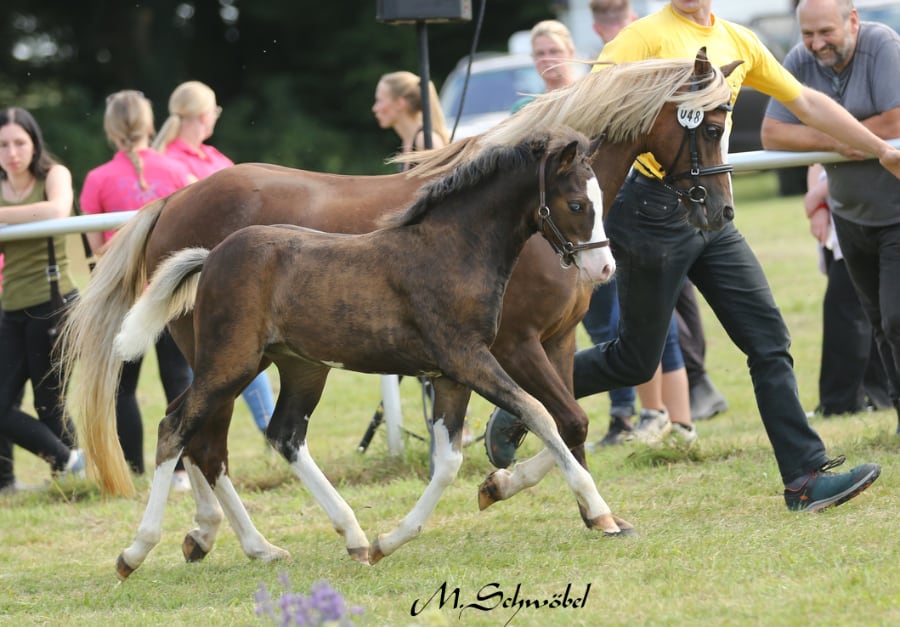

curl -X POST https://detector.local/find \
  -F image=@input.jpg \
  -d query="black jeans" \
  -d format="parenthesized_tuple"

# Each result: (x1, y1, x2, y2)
(818, 248, 890, 414)
(574, 173, 828, 483)
(831, 214, 900, 403)
(0, 295, 78, 473)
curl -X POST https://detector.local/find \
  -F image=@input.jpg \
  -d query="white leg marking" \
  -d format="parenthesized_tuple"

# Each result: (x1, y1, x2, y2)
(375, 419, 462, 558)
(182, 458, 224, 555)
(518, 395, 612, 519)
(488, 447, 558, 500)
(120, 456, 180, 570)
(291, 443, 369, 553)
(212, 469, 290, 561)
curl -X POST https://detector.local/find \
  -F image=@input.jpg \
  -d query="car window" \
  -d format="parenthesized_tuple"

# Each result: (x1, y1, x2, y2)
(440, 63, 545, 119)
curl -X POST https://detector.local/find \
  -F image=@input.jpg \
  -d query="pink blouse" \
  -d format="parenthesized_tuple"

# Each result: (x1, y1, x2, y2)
(162, 137, 234, 179)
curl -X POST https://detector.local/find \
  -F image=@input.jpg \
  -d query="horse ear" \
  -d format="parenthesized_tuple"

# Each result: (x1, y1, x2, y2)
(587, 135, 605, 161)
(720, 60, 744, 78)
(694, 47, 712, 77)
(556, 140, 581, 172)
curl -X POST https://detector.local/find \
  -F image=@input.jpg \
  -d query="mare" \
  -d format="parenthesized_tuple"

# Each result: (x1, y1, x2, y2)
(59, 50, 738, 536)
(111, 129, 609, 577)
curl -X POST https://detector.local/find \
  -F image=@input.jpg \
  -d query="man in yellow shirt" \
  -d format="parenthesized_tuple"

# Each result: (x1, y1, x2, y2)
(488, 0, 900, 512)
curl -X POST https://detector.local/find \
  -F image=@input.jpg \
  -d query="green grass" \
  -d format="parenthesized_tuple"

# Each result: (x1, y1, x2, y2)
(2, 172, 899, 626)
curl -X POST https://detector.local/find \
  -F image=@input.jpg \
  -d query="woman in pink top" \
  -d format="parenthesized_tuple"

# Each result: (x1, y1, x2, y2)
(153, 81, 275, 490)
(80, 90, 195, 479)
(152, 81, 233, 178)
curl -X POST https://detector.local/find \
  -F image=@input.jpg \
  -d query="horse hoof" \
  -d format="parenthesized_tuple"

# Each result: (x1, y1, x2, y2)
(369, 539, 385, 565)
(182, 533, 209, 563)
(478, 473, 502, 511)
(347, 546, 370, 565)
(589, 513, 637, 537)
(115, 554, 136, 580)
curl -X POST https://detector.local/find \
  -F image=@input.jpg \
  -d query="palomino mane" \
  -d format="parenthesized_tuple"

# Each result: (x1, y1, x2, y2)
(398, 56, 733, 179)
(381, 127, 589, 229)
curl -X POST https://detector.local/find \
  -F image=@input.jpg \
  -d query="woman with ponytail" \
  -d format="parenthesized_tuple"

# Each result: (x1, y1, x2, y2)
(80, 90, 195, 480)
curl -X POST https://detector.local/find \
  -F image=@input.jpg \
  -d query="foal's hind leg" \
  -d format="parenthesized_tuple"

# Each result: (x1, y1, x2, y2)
(370, 378, 470, 564)
(269, 360, 369, 563)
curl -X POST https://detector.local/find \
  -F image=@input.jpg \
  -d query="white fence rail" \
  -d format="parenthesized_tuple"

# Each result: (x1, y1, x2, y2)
(2, 141, 898, 455)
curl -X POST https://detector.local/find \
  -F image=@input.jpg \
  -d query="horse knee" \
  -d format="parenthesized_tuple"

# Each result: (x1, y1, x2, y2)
(557, 414, 588, 447)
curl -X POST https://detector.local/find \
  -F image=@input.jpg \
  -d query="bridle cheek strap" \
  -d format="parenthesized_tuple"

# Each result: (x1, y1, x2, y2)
(536, 151, 610, 269)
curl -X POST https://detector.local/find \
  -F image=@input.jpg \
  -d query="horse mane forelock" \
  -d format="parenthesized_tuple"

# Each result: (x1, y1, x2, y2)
(382, 128, 589, 229)
(401, 57, 732, 179)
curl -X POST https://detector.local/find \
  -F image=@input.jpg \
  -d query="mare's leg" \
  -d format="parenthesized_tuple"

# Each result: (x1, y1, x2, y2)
(370, 378, 470, 563)
(269, 360, 370, 563)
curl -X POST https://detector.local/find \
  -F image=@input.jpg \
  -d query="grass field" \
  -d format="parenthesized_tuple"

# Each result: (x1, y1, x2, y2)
(2, 172, 899, 626)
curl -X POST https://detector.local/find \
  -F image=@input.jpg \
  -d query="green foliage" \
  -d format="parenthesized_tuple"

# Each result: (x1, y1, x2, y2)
(1, 0, 557, 182)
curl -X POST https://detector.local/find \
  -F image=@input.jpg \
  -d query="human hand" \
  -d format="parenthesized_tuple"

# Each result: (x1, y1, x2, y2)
(879, 148, 900, 179)
(809, 207, 830, 245)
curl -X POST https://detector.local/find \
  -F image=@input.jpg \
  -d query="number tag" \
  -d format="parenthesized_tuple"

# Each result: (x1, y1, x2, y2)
(677, 106, 704, 129)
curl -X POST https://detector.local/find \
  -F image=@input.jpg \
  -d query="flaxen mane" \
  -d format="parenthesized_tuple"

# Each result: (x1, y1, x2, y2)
(397, 57, 732, 178)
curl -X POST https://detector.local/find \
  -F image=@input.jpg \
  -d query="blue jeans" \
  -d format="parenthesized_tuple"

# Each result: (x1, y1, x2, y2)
(573, 172, 827, 483)
(242, 371, 274, 432)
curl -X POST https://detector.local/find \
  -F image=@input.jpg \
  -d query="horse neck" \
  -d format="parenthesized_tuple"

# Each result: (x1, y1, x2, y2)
(591, 138, 643, 216)
(421, 163, 542, 279)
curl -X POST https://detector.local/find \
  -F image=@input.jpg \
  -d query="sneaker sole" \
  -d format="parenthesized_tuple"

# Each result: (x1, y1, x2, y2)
(806, 466, 881, 513)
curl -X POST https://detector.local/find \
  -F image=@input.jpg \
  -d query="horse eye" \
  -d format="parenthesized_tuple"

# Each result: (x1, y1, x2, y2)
(568, 201, 585, 213)
(704, 126, 723, 140)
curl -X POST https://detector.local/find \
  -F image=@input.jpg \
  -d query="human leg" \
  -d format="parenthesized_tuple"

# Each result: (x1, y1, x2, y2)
(240, 371, 275, 433)
(832, 216, 900, 432)
(817, 250, 877, 415)
(0, 306, 76, 473)
(116, 358, 145, 474)
(677, 280, 728, 420)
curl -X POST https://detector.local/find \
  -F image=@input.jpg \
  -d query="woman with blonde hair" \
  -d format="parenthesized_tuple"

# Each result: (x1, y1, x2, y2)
(80, 90, 195, 478)
(154, 80, 276, 481)
(372, 71, 449, 169)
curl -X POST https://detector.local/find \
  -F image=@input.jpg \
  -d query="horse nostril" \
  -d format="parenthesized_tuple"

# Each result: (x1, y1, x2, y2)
(724, 206, 735, 221)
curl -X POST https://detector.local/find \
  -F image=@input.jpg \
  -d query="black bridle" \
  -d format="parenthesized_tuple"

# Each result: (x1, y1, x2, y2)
(657, 101, 734, 207)
(535, 151, 610, 269)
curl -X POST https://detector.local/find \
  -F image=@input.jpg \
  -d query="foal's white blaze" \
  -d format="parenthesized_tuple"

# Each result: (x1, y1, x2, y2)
(577, 176, 616, 284)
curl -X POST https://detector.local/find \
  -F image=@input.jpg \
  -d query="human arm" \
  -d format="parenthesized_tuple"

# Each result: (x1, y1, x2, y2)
(804, 164, 830, 245)
(0, 164, 73, 224)
(761, 87, 900, 174)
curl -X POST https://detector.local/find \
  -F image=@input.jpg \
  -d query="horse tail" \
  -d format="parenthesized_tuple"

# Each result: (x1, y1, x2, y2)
(56, 198, 165, 497)
(115, 247, 208, 362)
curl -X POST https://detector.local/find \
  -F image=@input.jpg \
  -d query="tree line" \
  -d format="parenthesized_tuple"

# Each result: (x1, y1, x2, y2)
(1, 0, 553, 188)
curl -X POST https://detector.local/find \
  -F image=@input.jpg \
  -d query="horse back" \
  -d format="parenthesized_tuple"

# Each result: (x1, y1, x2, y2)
(145, 163, 423, 274)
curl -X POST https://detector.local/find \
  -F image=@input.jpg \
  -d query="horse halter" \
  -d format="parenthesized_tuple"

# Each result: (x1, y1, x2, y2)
(536, 151, 610, 269)
(656, 75, 734, 207)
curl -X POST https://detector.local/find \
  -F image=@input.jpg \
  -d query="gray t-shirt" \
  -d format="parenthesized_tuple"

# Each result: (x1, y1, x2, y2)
(766, 22, 900, 226)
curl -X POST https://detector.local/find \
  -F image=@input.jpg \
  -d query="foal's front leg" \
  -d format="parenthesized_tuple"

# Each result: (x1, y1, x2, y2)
(370, 379, 470, 564)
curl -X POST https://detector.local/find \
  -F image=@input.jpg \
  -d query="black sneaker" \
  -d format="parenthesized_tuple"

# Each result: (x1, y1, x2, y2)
(589, 415, 634, 450)
(483, 407, 527, 469)
(784, 456, 881, 512)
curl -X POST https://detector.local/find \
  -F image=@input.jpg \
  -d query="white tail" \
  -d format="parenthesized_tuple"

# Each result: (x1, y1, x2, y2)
(115, 247, 210, 361)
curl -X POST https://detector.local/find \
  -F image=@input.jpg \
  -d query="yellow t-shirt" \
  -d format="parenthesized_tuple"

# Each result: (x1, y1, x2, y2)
(596, 4, 803, 176)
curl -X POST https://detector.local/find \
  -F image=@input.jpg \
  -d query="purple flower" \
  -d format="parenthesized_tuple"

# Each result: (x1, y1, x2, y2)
(254, 574, 363, 626)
